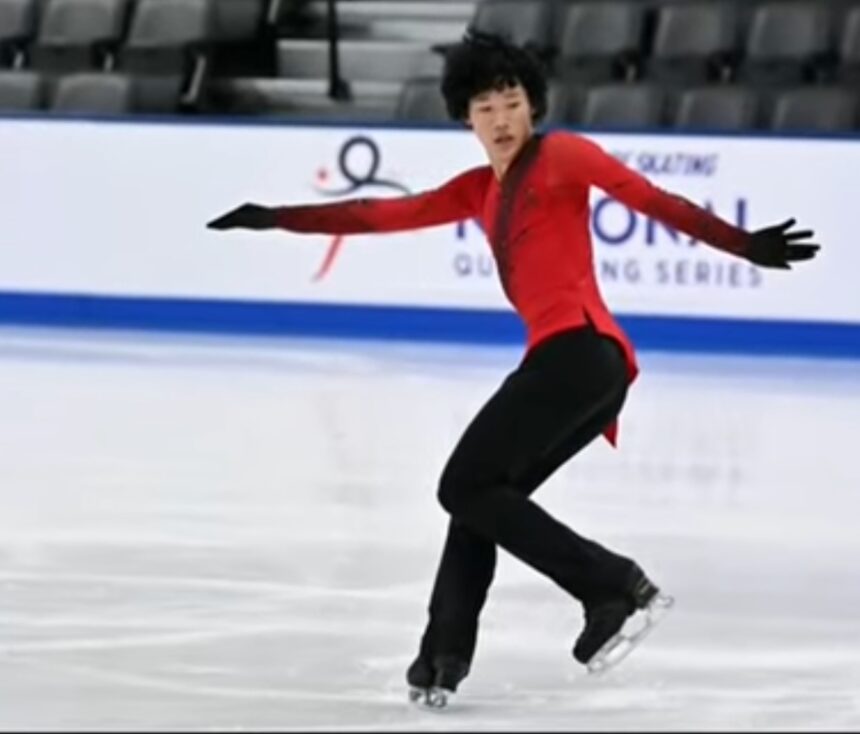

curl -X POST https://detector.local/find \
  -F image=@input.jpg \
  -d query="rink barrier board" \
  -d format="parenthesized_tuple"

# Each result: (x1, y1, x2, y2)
(3, 119, 856, 327)
(3, 115, 857, 357)
(0, 291, 857, 359)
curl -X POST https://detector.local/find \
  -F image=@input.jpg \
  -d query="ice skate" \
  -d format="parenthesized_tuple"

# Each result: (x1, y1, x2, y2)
(406, 653, 469, 710)
(573, 565, 674, 675)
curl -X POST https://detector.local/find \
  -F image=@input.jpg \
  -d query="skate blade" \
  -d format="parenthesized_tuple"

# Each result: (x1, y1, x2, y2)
(586, 593, 674, 675)
(408, 685, 453, 711)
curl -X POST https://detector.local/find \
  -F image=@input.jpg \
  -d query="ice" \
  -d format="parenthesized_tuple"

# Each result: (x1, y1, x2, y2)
(1, 327, 858, 731)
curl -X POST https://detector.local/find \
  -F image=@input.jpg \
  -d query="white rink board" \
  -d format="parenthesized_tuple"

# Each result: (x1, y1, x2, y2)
(1, 118, 857, 323)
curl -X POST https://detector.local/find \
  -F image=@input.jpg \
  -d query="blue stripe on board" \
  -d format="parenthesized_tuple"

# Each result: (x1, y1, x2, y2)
(0, 291, 857, 359)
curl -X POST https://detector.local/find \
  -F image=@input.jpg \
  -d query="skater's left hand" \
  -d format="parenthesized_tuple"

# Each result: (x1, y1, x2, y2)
(207, 203, 279, 231)
(743, 218, 820, 269)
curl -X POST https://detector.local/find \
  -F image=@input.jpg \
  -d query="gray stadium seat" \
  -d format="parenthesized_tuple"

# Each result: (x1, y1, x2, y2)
(769, 87, 857, 132)
(737, 2, 832, 85)
(50, 71, 184, 115)
(129, 74, 185, 113)
(556, 1, 646, 83)
(51, 72, 132, 113)
(544, 79, 586, 126)
(580, 84, 665, 130)
(0, 0, 37, 68)
(0, 69, 43, 109)
(672, 86, 759, 131)
(395, 77, 449, 123)
(211, 0, 265, 42)
(118, 0, 213, 109)
(837, 5, 860, 83)
(31, 0, 130, 72)
(468, 0, 553, 54)
(120, 0, 213, 74)
(644, 2, 740, 84)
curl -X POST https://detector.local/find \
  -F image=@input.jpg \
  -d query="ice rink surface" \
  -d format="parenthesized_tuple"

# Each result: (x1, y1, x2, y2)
(1, 327, 858, 732)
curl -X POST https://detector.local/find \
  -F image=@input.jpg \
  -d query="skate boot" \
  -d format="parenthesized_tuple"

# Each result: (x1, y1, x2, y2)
(406, 653, 469, 710)
(573, 563, 674, 675)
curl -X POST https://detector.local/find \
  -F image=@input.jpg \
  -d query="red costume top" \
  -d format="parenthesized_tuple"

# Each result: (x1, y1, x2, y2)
(276, 131, 749, 445)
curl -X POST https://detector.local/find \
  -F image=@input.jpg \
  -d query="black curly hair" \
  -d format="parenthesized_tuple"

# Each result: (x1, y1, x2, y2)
(440, 29, 549, 124)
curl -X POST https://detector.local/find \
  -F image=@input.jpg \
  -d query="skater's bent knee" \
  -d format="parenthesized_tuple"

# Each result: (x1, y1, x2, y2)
(436, 481, 460, 515)
(437, 460, 496, 516)
(437, 463, 462, 514)
(436, 475, 476, 516)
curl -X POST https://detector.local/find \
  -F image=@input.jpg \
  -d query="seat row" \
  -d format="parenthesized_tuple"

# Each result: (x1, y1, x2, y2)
(463, 0, 860, 85)
(6, 0, 860, 88)
(0, 68, 183, 113)
(3, 69, 858, 135)
(0, 0, 266, 72)
(396, 78, 860, 133)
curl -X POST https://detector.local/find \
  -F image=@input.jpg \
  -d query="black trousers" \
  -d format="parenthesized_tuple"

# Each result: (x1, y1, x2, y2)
(419, 324, 636, 663)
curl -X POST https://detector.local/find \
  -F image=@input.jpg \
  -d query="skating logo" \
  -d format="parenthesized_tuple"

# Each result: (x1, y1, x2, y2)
(311, 135, 411, 281)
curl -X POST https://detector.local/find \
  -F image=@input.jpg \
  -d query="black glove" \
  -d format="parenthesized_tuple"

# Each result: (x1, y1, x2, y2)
(206, 203, 279, 231)
(744, 218, 820, 269)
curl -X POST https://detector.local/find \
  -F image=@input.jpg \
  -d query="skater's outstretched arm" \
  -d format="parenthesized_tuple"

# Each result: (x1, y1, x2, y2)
(207, 167, 488, 236)
(556, 133, 821, 269)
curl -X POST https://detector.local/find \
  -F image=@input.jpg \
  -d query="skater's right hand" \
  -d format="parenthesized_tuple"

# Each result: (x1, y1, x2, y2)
(206, 203, 279, 231)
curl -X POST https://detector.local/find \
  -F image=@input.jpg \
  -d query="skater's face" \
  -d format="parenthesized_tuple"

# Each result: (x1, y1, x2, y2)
(466, 82, 535, 178)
